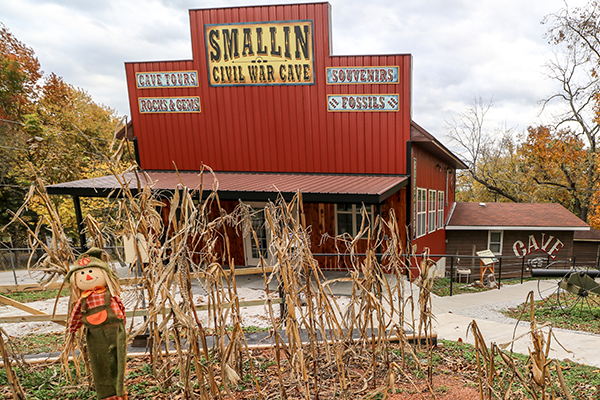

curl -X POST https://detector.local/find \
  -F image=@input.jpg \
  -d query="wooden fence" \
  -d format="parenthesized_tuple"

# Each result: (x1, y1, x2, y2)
(0, 266, 280, 325)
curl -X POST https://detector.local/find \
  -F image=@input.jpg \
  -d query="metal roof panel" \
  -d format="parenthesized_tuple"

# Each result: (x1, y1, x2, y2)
(47, 170, 409, 204)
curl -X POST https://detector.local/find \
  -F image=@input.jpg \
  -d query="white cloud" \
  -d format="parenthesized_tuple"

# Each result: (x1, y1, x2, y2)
(0, 0, 592, 144)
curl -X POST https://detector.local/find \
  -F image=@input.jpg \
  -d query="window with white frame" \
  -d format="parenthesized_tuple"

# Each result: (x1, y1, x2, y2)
(336, 204, 374, 236)
(428, 190, 436, 233)
(437, 190, 444, 229)
(416, 188, 427, 237)
(242, 203, 273, 266)
(488, 231, 503, 254)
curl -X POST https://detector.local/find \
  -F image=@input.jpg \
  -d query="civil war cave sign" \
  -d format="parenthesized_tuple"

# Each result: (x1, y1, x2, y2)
(205, 20, 315, 86)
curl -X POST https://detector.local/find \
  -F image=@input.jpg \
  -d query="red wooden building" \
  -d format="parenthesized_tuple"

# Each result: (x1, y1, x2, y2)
(47, 2, 466, 269)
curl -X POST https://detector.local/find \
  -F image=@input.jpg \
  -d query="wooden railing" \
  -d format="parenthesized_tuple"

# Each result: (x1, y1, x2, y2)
(0, 266, 278, 325)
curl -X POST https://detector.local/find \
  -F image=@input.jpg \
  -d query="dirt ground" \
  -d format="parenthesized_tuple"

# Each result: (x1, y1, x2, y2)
(118, 347, 482, 400)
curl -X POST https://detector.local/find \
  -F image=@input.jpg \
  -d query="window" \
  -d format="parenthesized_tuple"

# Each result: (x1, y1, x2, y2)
(336, 204, 374, 236)
(416, 188, 427, 237)
(488, 231, 503, 254)
(243, 203, 272, 266)
(428, 190, 436, 233)
(437, 190, 444, 229)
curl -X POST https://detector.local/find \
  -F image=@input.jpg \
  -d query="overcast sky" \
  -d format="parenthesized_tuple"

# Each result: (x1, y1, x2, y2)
(0, 0, 590, 144)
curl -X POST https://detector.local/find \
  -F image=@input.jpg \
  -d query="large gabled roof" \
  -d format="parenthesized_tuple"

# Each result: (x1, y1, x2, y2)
(446, 202, 589, 231)
(46, 170, 408, 204)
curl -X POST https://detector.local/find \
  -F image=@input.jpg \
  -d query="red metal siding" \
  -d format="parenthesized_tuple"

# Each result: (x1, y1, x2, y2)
(410, 144, 455, 255)
(125, 3, 411, 175)
(412, 144, 453, 194)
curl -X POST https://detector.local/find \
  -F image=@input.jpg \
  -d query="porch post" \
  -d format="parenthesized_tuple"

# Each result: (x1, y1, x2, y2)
(73, 195, 87, 251)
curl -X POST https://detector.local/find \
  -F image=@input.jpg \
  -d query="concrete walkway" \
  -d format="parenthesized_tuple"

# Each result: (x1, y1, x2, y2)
(431, 280, 600, 367)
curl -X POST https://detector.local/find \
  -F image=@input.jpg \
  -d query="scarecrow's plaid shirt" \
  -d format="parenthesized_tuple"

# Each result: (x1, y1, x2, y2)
(69, 290, 126, 333)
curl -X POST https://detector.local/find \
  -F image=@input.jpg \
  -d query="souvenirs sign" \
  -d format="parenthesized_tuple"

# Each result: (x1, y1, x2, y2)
(136, 71, 198, 88)
(205, 20, 315, 86)
(327, 66, 399, 84)
(327, 94, 399, 112)
(139, 97, 201, 113)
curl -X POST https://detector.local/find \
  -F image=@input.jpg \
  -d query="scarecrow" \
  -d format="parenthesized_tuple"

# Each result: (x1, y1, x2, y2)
(65, 247, 127, 400)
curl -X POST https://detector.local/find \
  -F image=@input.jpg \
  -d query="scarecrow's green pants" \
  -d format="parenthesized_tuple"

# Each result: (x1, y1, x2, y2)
(86, 321, 126, 400)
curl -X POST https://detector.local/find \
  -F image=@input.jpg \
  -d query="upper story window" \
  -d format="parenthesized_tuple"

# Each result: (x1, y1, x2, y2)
(428, 190, 437, 233)
(336, 204, 374, 236)
(416, 188, 427, 238)
(488, 230, 504, 254)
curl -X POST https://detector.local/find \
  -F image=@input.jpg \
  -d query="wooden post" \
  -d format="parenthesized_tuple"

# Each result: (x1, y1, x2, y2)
(73, 195, 87, 251)
(449, 256, 454, 297)
(0, 294, 67, 327)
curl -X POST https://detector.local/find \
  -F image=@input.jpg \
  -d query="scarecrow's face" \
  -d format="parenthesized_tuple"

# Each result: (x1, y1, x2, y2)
(75, 267, 107, 291)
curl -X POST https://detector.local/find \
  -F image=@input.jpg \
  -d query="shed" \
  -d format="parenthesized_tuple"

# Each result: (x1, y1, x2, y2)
(446, 202, 590, 276)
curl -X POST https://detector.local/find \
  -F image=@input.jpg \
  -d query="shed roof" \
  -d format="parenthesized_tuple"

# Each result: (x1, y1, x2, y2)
(574, 228, 600, 241)
(446, 202, 589, 231)
(46, 170, 408, 204)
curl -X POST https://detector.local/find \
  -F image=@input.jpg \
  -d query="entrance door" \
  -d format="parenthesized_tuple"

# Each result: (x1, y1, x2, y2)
(243, 203, 272, 266)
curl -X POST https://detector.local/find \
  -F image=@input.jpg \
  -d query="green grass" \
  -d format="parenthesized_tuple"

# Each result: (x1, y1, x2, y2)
(242, 325, 270, 333)
(431, 277, 536, 297)
(2, 288, 68, 303)
(0, 362, 95, 400)
(440, 339, 600, 400)
(9, 332, 65, 354)
(225, 325, 270, 333)
(126, 363, 154, 379)
(502, 294, 600, 334)
(431, 277, 488, 296)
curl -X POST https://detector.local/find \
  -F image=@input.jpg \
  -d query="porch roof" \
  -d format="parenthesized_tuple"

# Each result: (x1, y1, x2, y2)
(46, 170, 409, 204)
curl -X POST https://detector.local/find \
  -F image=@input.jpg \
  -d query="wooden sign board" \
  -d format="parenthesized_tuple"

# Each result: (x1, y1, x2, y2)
(476, 249, 497, 265)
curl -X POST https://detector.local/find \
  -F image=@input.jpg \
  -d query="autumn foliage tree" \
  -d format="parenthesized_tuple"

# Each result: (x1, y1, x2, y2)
(451, 3, 600, 227)
(519, 126, 594, 221)
(0, 23, 124, 246)
(0, 24, 41, 120)
(538, 2, 600, 225)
